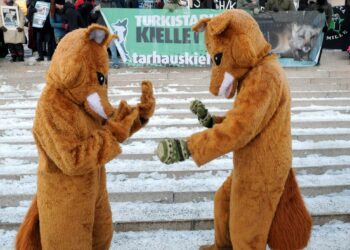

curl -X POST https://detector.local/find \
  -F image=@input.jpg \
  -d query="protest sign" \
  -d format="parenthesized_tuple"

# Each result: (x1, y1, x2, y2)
(32, 1, 50, 28)
(324, 5, 350, 51)
(0, 6, 19, 30)
(101, 8, 325, 67)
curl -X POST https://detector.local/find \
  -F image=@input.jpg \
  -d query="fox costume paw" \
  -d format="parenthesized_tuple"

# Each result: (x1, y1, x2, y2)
(106, 81, 155, 143)
(157, 138, 190, 164)
(138, 80, 155, 121)
(106, 104, 139, 143)
(190, 100, 215, 128)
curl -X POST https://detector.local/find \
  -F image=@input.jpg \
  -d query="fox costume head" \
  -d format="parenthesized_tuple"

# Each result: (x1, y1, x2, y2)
(193, 10, 271, 99)
(46, 24, 117, 122)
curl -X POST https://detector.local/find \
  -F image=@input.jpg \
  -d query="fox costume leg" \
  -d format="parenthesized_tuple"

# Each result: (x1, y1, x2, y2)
(200, 176, 232, 250)
(92, 190, 113, 249)
(37, 175, 98, 250)
(213, 175, 233, 249)
(268, 169, 312, 250)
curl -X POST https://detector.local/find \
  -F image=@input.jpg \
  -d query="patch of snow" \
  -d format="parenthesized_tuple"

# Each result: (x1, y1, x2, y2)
(0, 139, 349, 158)
(1, 192, 350, 224)
(0, 169, 349, 195)
(1, 221, 350, 250)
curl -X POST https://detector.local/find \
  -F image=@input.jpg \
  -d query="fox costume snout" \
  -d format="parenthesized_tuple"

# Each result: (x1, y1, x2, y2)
(16, 24, 155, 250)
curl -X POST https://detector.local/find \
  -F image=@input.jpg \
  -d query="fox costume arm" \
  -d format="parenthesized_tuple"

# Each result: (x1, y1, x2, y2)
(187, 67, 282, 166)
(212, 115, 226, 124)
(34, 104, 121, 176)
(107, 81, 155, 143)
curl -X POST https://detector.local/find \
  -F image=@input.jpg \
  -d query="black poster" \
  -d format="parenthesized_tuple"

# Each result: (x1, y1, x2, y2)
(324, 6, 350, 50)
(255, 11, 325, 66)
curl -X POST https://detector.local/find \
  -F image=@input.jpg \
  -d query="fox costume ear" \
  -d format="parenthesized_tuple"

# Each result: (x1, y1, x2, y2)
(87, 24, 117, 47)
(192, 16, 231, 36)
(207, 15, 231, 36)
(192, 18, 211, 32)
(232, 35, 257, 67)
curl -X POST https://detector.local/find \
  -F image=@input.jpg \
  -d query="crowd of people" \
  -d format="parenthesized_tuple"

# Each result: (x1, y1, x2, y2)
(0, 0, 101, 63)
(0, 0, 344, 65)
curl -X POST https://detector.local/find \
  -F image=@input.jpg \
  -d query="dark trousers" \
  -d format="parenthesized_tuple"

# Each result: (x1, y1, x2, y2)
(7, 43, 24, 59)
(36, 29, 55, 59)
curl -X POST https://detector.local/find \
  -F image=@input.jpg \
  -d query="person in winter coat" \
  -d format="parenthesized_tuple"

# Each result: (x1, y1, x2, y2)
(112, 0, 125, 8)
(164, 0, 188, 10)
(0, 0, 26, 62)
(26, 0, 36, 53)
(192, 0, 216, 9)
(15, 0, 27, 15)
(27, 0, 56, 61)
(61, 1, 84, 31)
(298, 0, 308, 10)
(76, 0, 94, 27)
(265, 0, 295, 11)
(126, 0, 138, 8)
(49, 0, 67, 43)
(306, 0, 333, 27)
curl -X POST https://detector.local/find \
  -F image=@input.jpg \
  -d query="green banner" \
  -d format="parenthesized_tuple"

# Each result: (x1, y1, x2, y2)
(101, 8, 222, 66)
(101, 8, 325, 67)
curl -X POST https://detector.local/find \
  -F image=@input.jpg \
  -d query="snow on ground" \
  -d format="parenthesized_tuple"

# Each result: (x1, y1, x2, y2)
(1, 97, 350, 109)
(1, 155, 350, 176)
(2, 127, 350, 143)
(1, 221, 350, 250)
(115, 221, 350, 250)
(1, 191, 350, 224)
(0, 168, 349, 195)
(1, 139, 350, 158)
(0, 107, 349, 127)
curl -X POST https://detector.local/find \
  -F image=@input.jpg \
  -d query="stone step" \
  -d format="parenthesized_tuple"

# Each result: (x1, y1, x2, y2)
(1, 155, 349, 176)
(0, 77, 350, 95)
(0, 120, 346, 129)
(0, 168, 348, 203)
(1, 98, 350, 110)
(2, 90, 350, 102)
(7, 66, 350, 78)
(1, 192, 349, 231)
(0, 148, 349, 162)
(2, 82, 350, 96)
(1, 105, 349, 118)
(1, 119, 350, 130)
(1, 222, 350, 250)
(1, 139, 350, 160)
(1, 183, 349, 207)
(2, 127, 350, 143)
(0, 133, 350, 145)
(2, 68, 350, 83)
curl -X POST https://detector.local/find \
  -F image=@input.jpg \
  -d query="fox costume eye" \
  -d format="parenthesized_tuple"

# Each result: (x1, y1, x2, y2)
(97, 72, 107, 85)
(214, 53, 223, 66)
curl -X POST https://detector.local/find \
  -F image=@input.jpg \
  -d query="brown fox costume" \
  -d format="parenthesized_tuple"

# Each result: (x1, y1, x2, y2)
(157, 10, 312, 250)
(15, 24, 155, 250)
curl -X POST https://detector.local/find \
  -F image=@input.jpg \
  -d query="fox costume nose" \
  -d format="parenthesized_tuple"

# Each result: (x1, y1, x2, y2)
(86, 92, 108, 119)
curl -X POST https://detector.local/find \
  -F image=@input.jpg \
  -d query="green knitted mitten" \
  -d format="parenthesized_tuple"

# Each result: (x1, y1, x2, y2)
(190, 100, 214, 128)
(157, 138, 190, 165)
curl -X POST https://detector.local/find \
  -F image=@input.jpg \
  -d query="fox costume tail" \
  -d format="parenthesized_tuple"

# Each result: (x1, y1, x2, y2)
(15, 195, 41, 250)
